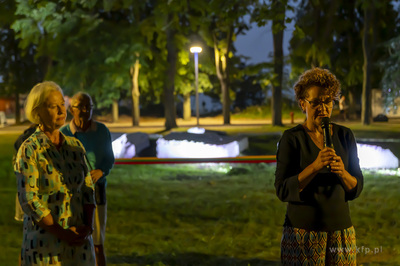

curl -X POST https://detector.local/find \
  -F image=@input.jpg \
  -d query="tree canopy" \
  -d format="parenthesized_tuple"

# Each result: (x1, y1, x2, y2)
(1, 0, 400, 125)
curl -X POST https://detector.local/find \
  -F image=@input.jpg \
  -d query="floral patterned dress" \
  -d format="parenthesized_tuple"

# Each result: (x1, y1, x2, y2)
(14, 129, 96, 265)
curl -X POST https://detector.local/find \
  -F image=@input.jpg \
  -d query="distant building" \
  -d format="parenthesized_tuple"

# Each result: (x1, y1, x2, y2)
(176, 93, 222, 116)
(372, 89, 400, 118)
(0, 97, 15, 114)
(0, 97, 15, 125)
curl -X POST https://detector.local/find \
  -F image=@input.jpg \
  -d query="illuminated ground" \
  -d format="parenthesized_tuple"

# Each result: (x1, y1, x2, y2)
(1, 117, 400, 265)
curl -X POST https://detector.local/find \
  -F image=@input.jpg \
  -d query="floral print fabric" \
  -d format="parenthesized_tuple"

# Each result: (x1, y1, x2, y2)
(15, 128, 95, 265)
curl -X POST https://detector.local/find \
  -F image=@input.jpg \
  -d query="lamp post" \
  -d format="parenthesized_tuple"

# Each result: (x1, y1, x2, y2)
(190, 46, 202, 126)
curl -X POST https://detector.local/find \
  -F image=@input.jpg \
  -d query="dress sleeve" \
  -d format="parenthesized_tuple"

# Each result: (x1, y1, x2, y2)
(14, 143, 51, 222)
(99, 126, 115, 177)
(83, 169, 95, 205)
(345, 130, 364, 201)
(274, 131, 303, 203)
(77, 140, 96, 205)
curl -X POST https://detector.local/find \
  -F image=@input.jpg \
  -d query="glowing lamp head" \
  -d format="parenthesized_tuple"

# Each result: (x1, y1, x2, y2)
(190, 47, 202, 53)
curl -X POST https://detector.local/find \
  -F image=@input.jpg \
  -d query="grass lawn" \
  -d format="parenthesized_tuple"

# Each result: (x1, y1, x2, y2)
(1, 126, 400, 265)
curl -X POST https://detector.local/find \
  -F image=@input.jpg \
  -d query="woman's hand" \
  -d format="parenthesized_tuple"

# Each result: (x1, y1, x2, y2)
(38, 214, 87, 246)
(313, 147, 336, 171)
(57, 226, 82, 245)
(329, 154, 358, 191)
(300, 148, 358, 192)
(330, 155, 348, 178)
(67, 226, 93, 246)
(298, 147, 336, 192)
(90, 169, 103, 184)
(76, 225, 93, 239)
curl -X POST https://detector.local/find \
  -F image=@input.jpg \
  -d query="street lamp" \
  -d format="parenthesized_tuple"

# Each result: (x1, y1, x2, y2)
(190, 46, 202, 126)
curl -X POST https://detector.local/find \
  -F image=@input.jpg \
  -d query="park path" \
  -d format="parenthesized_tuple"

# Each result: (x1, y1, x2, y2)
(0, 115, 306, 135)
(3, 114, 400, 135)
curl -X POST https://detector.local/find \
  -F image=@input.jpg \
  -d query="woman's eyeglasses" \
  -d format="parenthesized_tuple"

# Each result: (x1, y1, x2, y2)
(304, 98, 334, 108)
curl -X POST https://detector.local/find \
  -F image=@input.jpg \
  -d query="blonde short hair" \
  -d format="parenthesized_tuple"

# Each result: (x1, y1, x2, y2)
(25, 81, 64, 124)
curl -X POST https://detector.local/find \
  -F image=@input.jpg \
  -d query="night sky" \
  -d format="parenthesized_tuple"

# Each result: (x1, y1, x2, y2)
(235, 10, 296, 65)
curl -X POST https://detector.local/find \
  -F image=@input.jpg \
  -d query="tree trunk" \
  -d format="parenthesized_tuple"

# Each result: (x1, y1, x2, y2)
(40, 32, 53, 79)
(213, 33, 231, 125)
(221, 75, 230, 124)
(164, 20, 178, 130)
(346, 0, 357, 120)
(15, 92, 20, 124)
(362, 5, 373, 125)
(130, 56, 140, 126)
(348, 87, 357, 120)
(311, 1, 321, 67)
(183, 93, 191, 121)
(112, 100, 119, 123)
(271, 0, 284, 126)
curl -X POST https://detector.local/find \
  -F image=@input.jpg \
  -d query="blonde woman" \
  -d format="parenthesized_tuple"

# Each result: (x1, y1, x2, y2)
(15, 81, 96, 265)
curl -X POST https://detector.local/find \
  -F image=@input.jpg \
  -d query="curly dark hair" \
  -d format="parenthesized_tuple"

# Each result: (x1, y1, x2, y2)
(294, 68, 341, 106)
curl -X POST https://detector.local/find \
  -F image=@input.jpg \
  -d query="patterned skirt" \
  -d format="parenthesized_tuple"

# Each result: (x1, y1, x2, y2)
(281, 226, 357, 266)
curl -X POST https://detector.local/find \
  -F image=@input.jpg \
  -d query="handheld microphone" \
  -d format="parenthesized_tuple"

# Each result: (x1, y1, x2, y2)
(321, 117, 333, 148)
(321, 117, 333, 171)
